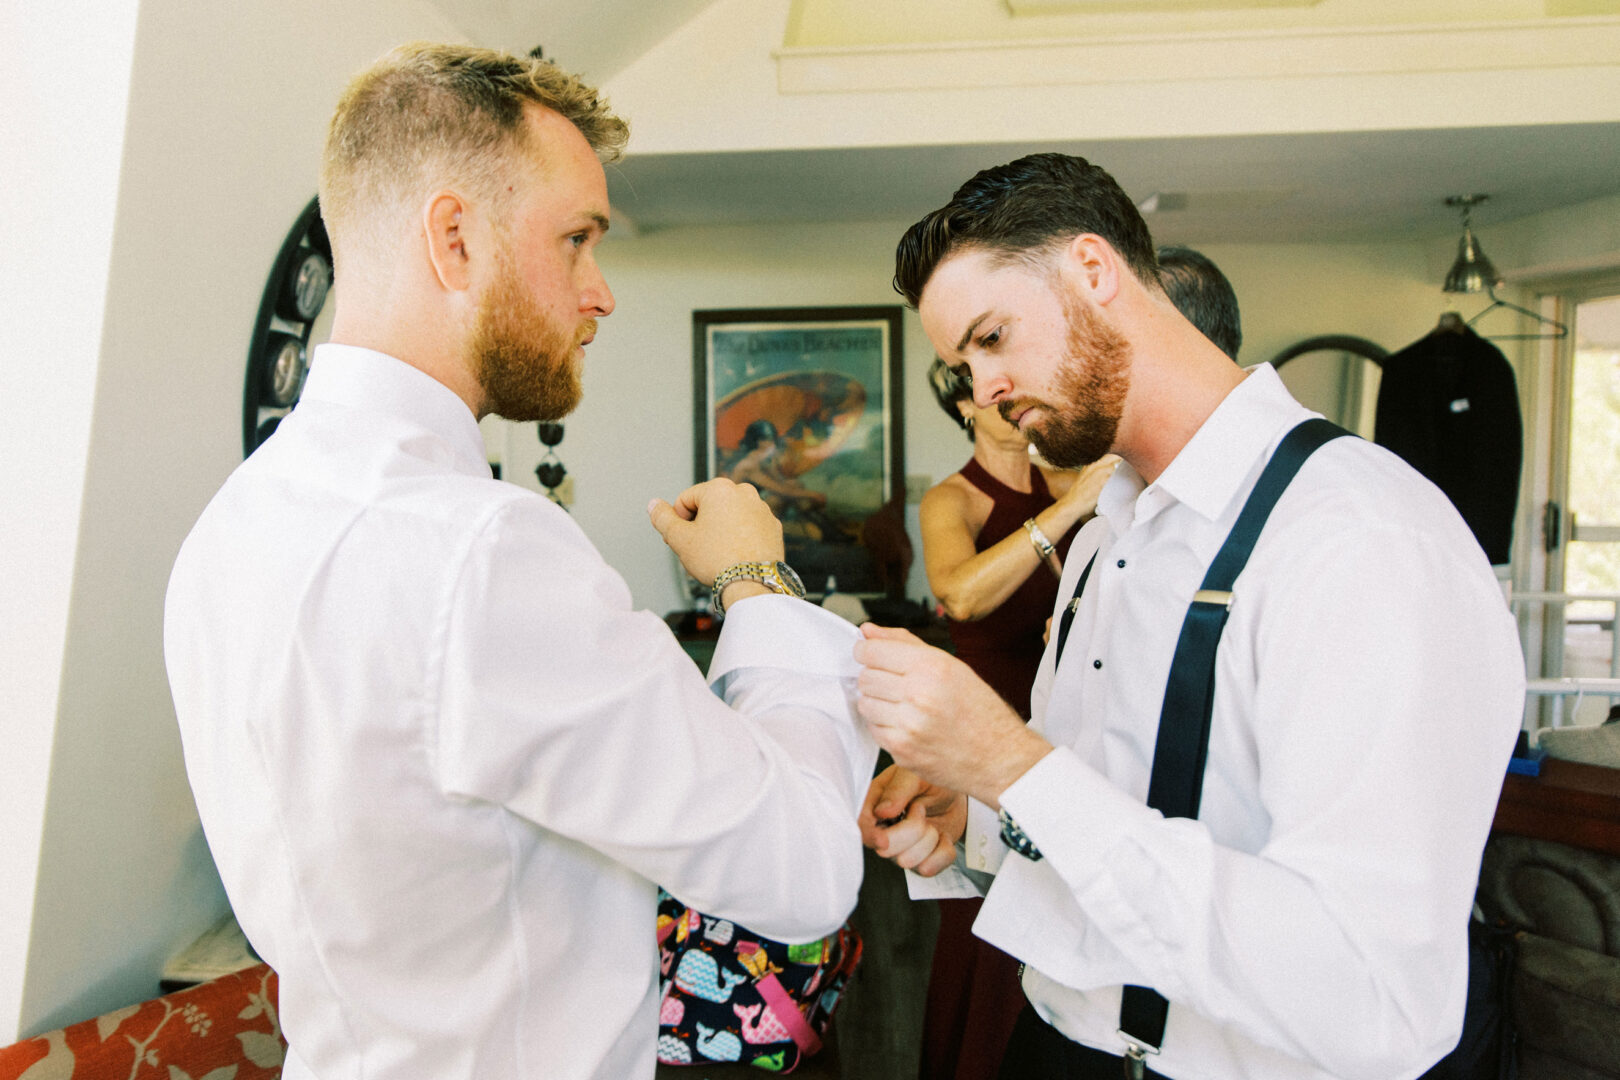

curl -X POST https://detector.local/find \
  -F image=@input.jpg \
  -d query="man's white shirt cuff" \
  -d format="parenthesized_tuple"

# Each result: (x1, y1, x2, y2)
(706, 595, 862, 683)
(997, 746, 1159, 888)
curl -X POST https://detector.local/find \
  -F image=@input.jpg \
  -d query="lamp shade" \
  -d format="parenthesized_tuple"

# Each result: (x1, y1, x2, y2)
(1443, 224, 1502, 294)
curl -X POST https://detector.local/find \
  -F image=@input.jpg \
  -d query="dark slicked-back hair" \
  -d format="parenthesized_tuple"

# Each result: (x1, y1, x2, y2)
(1157, 245, 1243, 360)
(893, 153, 1160, 308)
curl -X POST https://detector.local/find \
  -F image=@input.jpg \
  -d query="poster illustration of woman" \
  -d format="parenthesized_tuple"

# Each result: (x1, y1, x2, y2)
(696, 308, 904, 596)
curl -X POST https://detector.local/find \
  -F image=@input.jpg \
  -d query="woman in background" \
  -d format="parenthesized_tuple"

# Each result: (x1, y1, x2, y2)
(913, 358, 1117, 1080)
(921, 359, 1115, 717)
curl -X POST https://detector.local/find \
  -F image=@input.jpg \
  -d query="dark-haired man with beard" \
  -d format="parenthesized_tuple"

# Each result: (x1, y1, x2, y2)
(164, 44, 875, 1080)
(855, 154, 1523, 1079)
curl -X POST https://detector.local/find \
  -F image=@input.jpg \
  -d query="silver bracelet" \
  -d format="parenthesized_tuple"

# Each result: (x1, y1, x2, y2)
(1023, 518, 1056, 559)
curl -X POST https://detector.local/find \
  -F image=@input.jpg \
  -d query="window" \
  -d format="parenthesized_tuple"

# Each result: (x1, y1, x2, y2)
(1520, 286, 1620, 727)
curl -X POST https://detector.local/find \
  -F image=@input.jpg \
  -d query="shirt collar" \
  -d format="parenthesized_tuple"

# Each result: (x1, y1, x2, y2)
(1153, 363, 1312, 523)
(1095, 363, 1312, 532)
(300, 344, 490, 478)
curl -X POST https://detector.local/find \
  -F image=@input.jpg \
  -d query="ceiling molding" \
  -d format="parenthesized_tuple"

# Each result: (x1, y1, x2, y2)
(1546, 0, 1620, 13)
(775, 16, 1620, 94)
(1006, 0, 1322, 12)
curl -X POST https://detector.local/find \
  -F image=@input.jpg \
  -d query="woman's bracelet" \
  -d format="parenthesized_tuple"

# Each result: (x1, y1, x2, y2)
(1023, 518, 1056, 559)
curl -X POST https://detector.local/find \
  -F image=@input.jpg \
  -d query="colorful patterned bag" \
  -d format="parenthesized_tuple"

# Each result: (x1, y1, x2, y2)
(655, 889, 861, 1073)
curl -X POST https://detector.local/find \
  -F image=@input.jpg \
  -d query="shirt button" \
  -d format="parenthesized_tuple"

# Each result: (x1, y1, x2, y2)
(1093, 659, 1103, 669)
(1116, 559, 1126, 568)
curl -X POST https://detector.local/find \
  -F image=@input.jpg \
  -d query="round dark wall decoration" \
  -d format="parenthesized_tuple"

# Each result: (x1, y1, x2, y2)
(244, 197, 332, 457)
(1268, 334, 1387, 369)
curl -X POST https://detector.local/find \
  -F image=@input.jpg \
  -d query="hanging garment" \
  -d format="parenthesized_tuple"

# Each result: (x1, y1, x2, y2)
(1374, 325, 1522, 564)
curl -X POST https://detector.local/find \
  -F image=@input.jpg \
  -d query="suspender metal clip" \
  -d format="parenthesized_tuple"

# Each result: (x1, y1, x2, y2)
(1117, 1030, 1160, 1080)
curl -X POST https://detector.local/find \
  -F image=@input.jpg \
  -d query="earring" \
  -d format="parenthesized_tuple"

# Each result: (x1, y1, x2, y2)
(965, 415, 975, 434)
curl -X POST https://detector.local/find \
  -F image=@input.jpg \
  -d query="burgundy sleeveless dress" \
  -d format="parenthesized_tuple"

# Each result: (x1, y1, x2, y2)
(943, 459, 1079, 719)
(922, 458, 1079, 1080)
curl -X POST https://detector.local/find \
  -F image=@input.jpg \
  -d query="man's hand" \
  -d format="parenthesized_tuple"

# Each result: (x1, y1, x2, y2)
(648, 478, 786, 586)
(858, 764, 965, 878)
(854, 624, 1053, 809)
(865, 763, 962, 826)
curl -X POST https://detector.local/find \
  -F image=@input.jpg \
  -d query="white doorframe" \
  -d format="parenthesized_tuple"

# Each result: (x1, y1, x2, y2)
(1514, 277, 1620, 726)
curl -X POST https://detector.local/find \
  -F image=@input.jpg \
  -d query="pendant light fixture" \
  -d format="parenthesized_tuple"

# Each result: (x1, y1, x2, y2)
(1442, 194, 1502, 295)
(1436, 194, 1566, 339)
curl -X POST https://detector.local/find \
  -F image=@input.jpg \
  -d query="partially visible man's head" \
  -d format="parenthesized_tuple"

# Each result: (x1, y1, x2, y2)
(1157, 245, 1243, 360)
(893, 153, 1160, 309)
(319, 43, 627, 266)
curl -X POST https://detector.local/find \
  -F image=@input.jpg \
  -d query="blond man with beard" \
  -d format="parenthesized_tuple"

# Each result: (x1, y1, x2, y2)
(855, 154, 1523, 1080)
(164, 44, 875, 1080)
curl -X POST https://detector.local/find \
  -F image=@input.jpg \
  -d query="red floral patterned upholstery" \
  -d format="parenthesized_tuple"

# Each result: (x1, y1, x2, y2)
(0, 964, 284, 1080)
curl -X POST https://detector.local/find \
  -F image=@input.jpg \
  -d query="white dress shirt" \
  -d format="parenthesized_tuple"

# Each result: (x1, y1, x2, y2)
(913, 365, 1525, 1080)
(165, 345, 877, 1080)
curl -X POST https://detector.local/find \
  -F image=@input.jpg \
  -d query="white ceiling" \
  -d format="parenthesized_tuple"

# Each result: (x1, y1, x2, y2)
(424, 0, 717, 83)
(606, 122, 1620, 244)
(424, 1, 1620, 247)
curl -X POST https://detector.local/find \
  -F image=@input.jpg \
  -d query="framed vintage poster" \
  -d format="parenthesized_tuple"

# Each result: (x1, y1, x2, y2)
(694, 306, 906, 598)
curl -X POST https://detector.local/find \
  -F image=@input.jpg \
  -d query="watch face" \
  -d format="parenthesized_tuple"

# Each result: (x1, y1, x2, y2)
(773, 561, 806, 597)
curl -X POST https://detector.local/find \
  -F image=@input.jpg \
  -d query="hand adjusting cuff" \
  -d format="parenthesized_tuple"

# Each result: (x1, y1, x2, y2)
(998, 808, 1044, 861)
(1023, 518, 1056, 560)
(711, 561, 807, 618)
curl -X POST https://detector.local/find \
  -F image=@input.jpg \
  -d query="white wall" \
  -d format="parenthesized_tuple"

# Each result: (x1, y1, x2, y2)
(0, 0, 142, 1044)
(1490, 191, 1620, 280)
(5, 0, 465, 1040)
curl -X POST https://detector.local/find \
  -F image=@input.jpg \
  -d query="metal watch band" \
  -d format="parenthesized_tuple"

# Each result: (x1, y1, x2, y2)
(711, 561, 805, 618)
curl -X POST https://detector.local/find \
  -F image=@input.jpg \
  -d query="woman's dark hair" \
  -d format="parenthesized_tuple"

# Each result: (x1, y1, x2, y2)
(928, 357, 973, 441)
(893, 153, 1160, 308)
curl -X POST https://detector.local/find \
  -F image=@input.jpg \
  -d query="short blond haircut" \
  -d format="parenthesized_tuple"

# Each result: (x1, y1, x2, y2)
(319, 42, 628, 261)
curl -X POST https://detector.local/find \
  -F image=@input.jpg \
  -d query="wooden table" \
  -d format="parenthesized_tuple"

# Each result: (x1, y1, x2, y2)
(1491, 756, 1620, 857)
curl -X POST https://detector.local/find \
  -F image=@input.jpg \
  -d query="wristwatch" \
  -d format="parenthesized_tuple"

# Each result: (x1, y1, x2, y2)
(711, 561, 807, 617)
